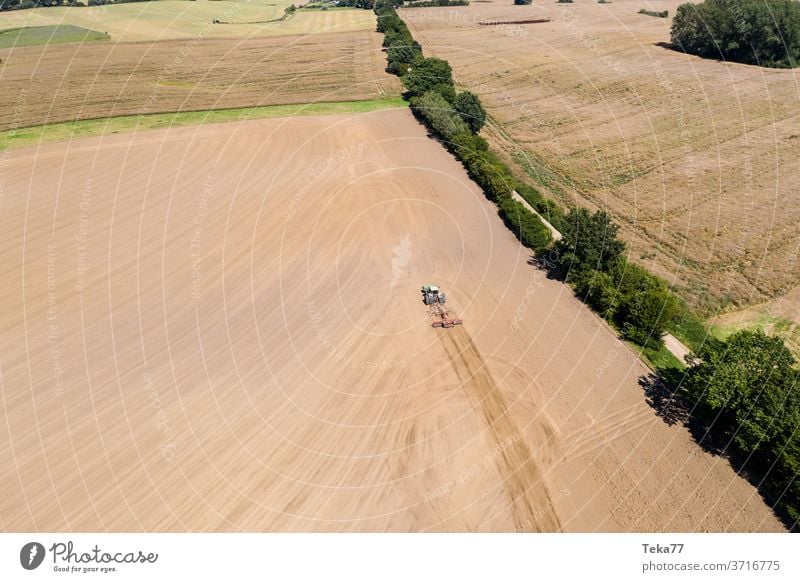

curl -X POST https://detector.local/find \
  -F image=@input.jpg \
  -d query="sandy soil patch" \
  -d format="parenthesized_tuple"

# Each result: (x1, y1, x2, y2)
(0, 108, 783, 531)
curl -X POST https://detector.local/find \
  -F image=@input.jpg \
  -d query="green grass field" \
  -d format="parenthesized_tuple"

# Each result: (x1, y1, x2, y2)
(0, 24, 109, 49)
(0, 97, 407, 151)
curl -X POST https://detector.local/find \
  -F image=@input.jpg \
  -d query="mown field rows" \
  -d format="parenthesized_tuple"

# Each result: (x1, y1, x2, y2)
(0, 31, 401, 129)
(0, 109, 783, 531)
(404, 0, 800, 309)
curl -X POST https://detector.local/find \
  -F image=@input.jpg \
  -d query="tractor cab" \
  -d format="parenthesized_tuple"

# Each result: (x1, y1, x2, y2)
(420, 284, 446, 305)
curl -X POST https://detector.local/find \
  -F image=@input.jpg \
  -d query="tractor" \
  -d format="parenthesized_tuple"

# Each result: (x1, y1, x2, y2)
(421, 284, 462, 328)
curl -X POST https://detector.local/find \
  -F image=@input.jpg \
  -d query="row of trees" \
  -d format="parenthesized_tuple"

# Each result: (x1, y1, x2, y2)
(376, 0, 798, 525)
(1, 0, 152, 8)
(1, 0, 75, 9)
(671, 0, 800, 68)
(684, 330, 799, 526)
(377, 0, 681, 351)
(401, 0, 469, 6)
(546, 208, 679, 350)
(333, 0, 377, 9)
(376, 0, 551, 251)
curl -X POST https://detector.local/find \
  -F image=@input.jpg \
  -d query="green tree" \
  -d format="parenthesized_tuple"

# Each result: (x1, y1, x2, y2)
(411, 90, 470, 141)
(387, 40, 418, 68)
(453, 91, 486, 133)
(498, 197, 552, 250)
(671, 0, 800, 68)
(621, 284, 677, 349)
(581, 270, 620, 320)
(685, 330, 799, 455)
(402, 57, 455, 98)
(554, 208, 625, 278)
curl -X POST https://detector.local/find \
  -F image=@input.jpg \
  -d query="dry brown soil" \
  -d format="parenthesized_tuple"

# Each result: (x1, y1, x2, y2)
(0, 109, 783, 531)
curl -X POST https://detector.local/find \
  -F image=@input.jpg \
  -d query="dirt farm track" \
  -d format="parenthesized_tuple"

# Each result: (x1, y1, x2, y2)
(0, 109, 784, 531)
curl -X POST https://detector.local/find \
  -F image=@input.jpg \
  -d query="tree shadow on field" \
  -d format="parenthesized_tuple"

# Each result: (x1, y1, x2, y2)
(639, 370, 800, 532)
(530, 248, 564, 281)
(638, 371, 690, 427)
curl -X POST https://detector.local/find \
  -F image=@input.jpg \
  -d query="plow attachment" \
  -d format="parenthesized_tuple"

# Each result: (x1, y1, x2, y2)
(432, 318, 463, 328)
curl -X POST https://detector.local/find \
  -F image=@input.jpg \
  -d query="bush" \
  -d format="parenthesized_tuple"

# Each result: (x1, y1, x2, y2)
(468, 158, 514, 200)
(405, 0, 469, 5)
(514, 0, 532, 4)
(581, 270, 620, 320)
(411, 90, 470, 142)
(534, 198, 567, 233)
(554, 207, 625, 279)
(453, 91, 486, 133)
(452, 131, 490, 161)
(620, 283, 677, 349)
(683, 330, 800, 523)
(386, 40, 418, 67)
(671, 0, 800, 68)
(638, 9, 668, 18)
(498, 197, 552, 251)
(402, 57, 454, 97)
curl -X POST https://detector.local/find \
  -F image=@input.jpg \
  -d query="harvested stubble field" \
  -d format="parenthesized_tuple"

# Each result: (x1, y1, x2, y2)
(0, 31, 401, 130)
(0, 108, 783, 531)
(0, 1, 376, 43)
(404, 0, 800, 308)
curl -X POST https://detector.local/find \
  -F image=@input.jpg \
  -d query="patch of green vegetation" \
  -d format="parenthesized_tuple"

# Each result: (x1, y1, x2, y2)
(0, 25, 109, 49)
(672, 0, 800, 68)
(668, 303, 709, 351)
(710, 313, 796, 341)
(637, 341, 685, 372)
(0, 97, 407, 152)
(638, 8, 668, 18)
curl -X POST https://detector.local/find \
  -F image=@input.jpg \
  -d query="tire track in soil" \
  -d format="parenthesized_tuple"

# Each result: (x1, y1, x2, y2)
(439, 328, 561, 532)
